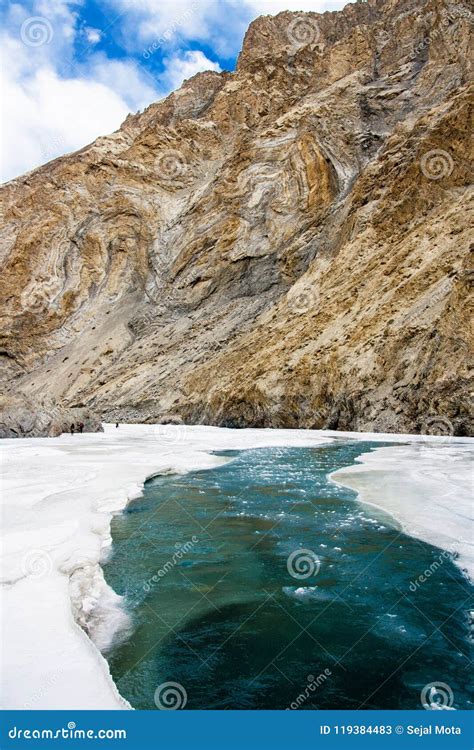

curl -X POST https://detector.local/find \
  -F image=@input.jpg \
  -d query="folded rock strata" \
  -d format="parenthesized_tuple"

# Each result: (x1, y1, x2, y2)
(0, 0, 472, 435)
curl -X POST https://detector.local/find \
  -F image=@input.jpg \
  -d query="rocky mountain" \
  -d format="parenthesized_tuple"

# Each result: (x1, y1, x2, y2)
(0, 0, 472, 437)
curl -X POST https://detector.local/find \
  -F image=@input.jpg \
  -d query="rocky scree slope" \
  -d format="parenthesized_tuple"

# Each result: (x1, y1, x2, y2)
(0, 0, 472, 436)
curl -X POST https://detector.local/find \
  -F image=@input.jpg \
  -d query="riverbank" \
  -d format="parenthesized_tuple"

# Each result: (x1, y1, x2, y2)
(0, 424, 333, 709)
(1, 425, 472, 709)
(331, 441, 474, 581)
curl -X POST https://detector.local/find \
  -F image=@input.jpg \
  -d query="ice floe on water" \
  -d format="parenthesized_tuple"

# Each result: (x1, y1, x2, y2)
(282, 585, 333, 602)
(331, 440, 474, 581)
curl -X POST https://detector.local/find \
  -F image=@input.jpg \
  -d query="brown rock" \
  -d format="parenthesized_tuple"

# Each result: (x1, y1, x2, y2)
(0, 394, 103, 438)
(0, 0, 472, 436)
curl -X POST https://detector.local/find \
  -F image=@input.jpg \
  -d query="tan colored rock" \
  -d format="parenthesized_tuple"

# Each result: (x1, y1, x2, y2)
(0, 394, 103, 438)
(0, 0, 472, 436)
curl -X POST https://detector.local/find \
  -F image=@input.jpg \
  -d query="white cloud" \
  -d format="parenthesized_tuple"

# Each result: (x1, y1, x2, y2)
(245, 1, 338, 13)
(112, 0, 215, 45)
(84, 26, 101, 44)
(87, 55, 158, 109)
(1, 60, 138, 182)
(161, 50, 221, 90)
(112, 0, 346, 60)
(1, 31, 219, 183)
(0, 1, 159, 182)
(1, 0, 347, 181)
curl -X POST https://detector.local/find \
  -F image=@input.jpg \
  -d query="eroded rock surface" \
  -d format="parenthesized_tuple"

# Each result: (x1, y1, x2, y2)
(0, 0, 472, 435)
(0, 395, 103, 438)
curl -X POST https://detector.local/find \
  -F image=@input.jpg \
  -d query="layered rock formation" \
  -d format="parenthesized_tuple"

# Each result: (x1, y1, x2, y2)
(0, 394, 103, 439)
(0, 0, 472, 435)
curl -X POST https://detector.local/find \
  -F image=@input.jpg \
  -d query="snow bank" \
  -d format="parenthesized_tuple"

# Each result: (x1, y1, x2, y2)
(0, 424, 332, 709)
(331, 441, 474, 581)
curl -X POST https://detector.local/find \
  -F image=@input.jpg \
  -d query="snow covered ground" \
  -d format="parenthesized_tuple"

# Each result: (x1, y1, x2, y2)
(331, 441, 474, 581)
(1, 424, 472, 709)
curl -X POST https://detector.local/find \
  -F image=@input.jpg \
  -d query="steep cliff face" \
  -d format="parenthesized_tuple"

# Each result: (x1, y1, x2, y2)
(0, 0, 472, 435)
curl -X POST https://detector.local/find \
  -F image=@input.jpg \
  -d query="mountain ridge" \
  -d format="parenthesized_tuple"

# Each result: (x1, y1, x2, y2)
(0, 0, 472, 437)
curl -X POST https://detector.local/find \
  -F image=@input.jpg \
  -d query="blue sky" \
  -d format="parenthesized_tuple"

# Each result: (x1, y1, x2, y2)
(1, 0, 347, 182)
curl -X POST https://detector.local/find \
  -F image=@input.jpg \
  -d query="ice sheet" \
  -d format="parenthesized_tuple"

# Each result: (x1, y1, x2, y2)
(332, 442, 474, 580)
(0, 424, 333, 709)
(1, 424, 472, 709)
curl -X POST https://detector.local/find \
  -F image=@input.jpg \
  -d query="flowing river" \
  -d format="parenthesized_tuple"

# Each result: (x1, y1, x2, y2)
(102, 441, 473, 710)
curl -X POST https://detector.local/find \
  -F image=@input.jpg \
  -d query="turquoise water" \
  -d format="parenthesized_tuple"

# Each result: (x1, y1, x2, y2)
(103, 441, 473, 710)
